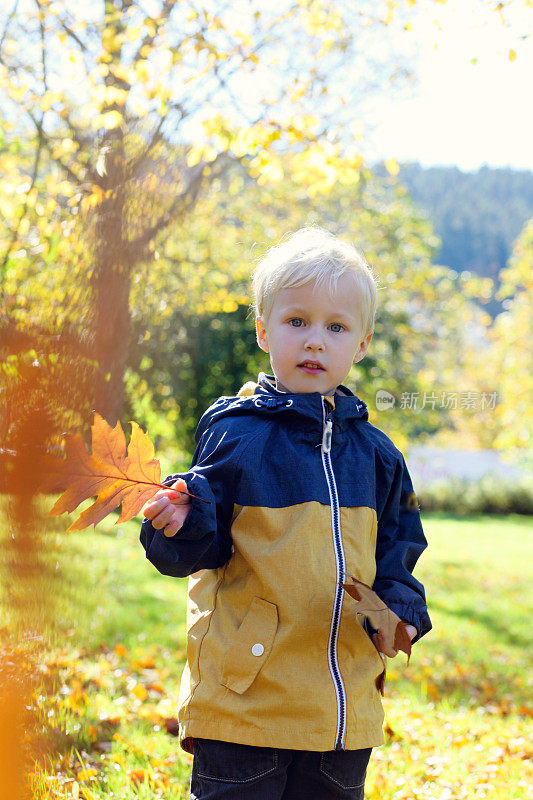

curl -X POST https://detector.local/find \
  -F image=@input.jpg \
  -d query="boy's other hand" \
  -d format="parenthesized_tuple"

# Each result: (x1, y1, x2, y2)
(372, 623, 417, 658)
(142, 478, 191, 537)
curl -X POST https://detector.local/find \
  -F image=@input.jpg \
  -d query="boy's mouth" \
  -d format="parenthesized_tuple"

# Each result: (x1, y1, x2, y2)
(298, 360, 325, 373)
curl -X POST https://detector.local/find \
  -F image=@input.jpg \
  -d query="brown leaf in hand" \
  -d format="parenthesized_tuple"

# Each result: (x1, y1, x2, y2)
(375, 668, 386, 697)
(341, 575, 412, 663)
(39, 413, 202, 531)
(164, 717, 180, 736)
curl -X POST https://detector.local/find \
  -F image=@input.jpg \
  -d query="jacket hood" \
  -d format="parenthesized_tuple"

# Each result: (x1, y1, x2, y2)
(195, 372, 369, 443)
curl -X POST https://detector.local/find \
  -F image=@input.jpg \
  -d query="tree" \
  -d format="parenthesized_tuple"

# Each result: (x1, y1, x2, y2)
(123, 155, 494, 454)
(0, 0, 420, 424)
(490, 218, 533, 457)
(419, 215, 532, 455)
(394, 164, 533, 304)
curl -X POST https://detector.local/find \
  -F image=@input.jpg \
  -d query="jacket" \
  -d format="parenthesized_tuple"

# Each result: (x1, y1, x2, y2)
(140, 373, 431, 753)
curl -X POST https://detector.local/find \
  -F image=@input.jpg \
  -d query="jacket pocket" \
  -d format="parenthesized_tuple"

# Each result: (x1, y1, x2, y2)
(220, 597, 278, 694)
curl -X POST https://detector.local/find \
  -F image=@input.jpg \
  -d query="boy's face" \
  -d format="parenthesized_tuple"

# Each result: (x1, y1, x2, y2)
(256, 274, 373, 396)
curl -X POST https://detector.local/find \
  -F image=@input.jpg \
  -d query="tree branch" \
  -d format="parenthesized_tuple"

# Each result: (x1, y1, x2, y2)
(125, 102, 187, 180)
(0, 0, 19, 51)
(34, 0, 48, 92)
(59, 20, 89, 52)
(0, 116, 44, 283)
(124, 159, 219, 261)
(56, 6, 94, 78)
(29, 114, 84, 186)
(131, 0, 178, 64)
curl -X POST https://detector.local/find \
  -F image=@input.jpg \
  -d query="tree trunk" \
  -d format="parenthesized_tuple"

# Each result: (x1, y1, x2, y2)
(89, 0, 133, 424)
(91, 160, 131, 424)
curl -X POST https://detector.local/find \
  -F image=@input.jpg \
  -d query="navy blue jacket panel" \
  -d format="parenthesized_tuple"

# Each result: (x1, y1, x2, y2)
(141, 373, 432, 641)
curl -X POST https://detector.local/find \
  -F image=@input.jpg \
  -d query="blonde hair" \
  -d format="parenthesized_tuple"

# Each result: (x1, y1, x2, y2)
(252, 227, 378, 338)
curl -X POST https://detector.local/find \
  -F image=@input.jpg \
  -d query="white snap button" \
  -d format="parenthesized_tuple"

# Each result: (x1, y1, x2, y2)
(251, 643, 264, 657)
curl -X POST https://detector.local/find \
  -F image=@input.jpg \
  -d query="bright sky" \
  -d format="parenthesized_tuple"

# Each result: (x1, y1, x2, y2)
(361, 0, 533, 171)
(5, 0, 530, 172)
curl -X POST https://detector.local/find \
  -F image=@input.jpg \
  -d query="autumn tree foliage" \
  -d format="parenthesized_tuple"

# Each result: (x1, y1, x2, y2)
(490, 218, 533, 454)
(2, 0, 528, 450)
(417, 215, 533, 456)
(0, 0, 416, 427)
(124, 157, 500, 453)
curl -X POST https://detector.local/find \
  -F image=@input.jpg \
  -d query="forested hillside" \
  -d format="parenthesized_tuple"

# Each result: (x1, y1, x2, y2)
(395, 163, 533, 289)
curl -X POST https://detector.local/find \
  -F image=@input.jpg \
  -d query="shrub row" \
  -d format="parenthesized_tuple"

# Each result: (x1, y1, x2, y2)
(417, 474, 533, 515)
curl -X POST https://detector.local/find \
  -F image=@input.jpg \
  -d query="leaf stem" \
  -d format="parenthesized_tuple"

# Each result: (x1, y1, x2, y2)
(158, 483, 209, 504)
(85, 474, 210, 504)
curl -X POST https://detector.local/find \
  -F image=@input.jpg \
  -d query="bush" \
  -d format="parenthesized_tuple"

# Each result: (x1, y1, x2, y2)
(417, 473, 533, 515)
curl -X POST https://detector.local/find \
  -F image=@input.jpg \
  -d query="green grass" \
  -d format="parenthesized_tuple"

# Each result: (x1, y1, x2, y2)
(371, 513, 533, 800)
(1, 510, 532, 799)
(391, 513, 532, 707)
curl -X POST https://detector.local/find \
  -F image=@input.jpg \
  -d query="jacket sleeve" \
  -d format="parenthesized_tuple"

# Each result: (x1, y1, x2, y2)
(140, 426, 239, 578)
(373, 454, 432, 642)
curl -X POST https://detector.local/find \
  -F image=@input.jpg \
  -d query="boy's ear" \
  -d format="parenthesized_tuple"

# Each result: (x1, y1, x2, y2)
(353, 331, 373, 364)
(256, 317, 269, 353)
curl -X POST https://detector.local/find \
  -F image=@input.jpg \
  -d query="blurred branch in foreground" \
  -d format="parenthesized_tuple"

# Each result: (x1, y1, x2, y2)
(0, 315, 91, 797)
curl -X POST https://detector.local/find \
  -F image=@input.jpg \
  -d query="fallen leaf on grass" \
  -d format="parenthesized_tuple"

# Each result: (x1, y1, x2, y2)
(131, 684, 148, 701)
(129, 768, 170, 790)
(76, 767, 98, 782)
(65, 780, 80, 799)
(129, 655, 155, 670)
(39, 413, 206, 531)
(129, 769, 148, 786)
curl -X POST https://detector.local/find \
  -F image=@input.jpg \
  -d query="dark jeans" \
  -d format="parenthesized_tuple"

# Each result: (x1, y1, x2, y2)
(190, 738, 372, 800)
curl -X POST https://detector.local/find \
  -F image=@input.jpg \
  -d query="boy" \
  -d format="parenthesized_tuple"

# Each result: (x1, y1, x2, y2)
(141, 227, 431, 800)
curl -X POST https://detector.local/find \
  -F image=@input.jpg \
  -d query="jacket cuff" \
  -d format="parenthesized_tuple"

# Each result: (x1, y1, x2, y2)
(161, 472, 217, 541)
(385, 600, 432, 644)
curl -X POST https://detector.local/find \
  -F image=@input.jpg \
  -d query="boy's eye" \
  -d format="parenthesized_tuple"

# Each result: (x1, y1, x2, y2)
(289, 318, 305, 327)
(329, 323, 344, 333)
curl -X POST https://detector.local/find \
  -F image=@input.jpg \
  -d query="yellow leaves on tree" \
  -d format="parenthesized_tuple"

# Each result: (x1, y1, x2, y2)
(40, 413, 201, 532)
(385, 157, 400, 177)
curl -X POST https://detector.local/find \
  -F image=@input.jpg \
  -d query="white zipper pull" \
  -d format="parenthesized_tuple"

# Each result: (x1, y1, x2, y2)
(321, 419, 333, 454)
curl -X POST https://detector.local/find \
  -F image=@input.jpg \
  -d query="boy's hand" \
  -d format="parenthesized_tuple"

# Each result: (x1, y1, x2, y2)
(372, 623, 417, 658)
(142, 478, 191, 538)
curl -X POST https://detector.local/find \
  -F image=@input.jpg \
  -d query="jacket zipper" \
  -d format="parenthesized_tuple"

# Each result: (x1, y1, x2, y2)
(321, 397, 347, 750)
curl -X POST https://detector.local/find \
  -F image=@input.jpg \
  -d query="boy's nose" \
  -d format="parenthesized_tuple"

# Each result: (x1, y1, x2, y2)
(304, 328, 325, 351)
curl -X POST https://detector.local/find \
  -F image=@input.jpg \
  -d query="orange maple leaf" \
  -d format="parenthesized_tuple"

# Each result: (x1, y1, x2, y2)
(39, 413, 203, 531)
